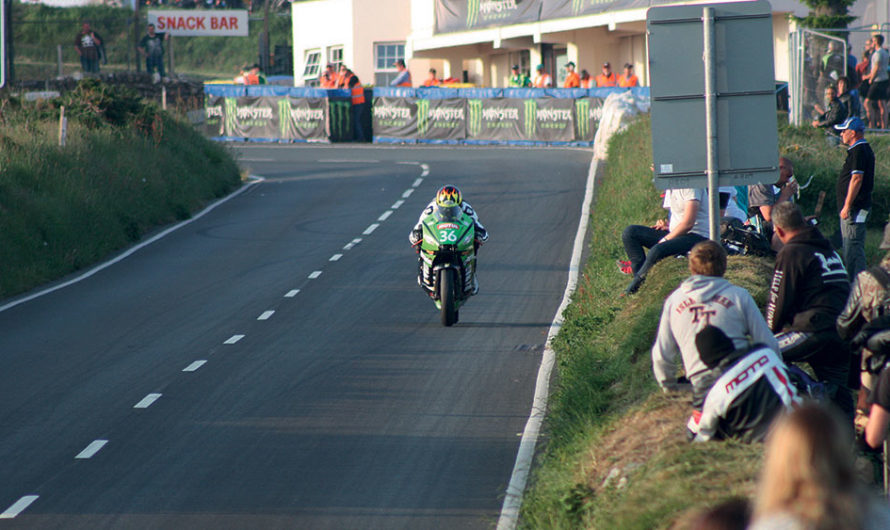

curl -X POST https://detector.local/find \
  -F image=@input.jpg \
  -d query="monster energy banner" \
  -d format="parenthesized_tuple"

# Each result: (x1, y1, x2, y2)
(435, 0, 542, 33)
(416, 98, 466, 141)
(466, 98, 525, 141)
(372, 97, 418, 140)
(574, 97, 604, 142)
(540, 0, 675, 19)
(529, 98, 575, 142)
(204, 95, 225, 137)
(225, 96, 278, 139)
(278, 97, 328, 142)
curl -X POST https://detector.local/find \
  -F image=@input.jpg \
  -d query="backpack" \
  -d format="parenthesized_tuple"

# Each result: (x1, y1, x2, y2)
(720, 219, 774, 257)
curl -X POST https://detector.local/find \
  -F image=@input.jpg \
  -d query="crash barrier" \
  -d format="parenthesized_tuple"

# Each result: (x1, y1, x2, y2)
(202, 84, 651, 145)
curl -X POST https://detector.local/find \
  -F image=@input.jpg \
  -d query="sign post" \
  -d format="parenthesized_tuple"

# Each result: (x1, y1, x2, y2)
(647, 0, 779, 240)
(1, 0, 6, 89)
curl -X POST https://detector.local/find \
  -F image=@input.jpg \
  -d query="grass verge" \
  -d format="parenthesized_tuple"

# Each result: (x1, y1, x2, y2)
(519, 114, 890, 528)
(0, 79, 242, 299)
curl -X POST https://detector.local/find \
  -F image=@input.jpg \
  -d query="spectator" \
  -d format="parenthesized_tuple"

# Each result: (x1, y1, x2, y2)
(74, 21, 102, 74)
(863, 34, 889, 129)
(856, 43, 873, 108)
(810, 84, 847, 140)
(249, 64, 266, 85)
(621, 187, 709, 295)
(750, 402, 890, 530)
(595, 62, 617, 87)
(837, 76, 861, 118)
(747, 156, 798, 246)
(618, 63, 639, 87)
(337, 66, 366, 141)
(838, 221, 890, 413)
(508, 64, 531, 88)
(390, 59, 412, 87)
(718, 186, 746, 223)
(422, 68, 440, 87)
(563, 61, 580, 88)
(766, 201, 853, 418)
(817, 40, 846, 95)
(863, 324, 890, 449)
(651, 241, 781, 410)
(533, 64, 552, 88)
(137, 23, 169, 82)
(580, 69, 592, 88)
(319, 63, 338, 88)
(689, 325, 800, 443)
(834, 116, 875, 280)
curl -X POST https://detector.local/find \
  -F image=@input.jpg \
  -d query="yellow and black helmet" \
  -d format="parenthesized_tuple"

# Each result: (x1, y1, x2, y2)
(435, 185, 462, 208)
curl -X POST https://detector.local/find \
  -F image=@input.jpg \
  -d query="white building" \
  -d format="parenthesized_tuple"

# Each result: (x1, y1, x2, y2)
(292, 0, 889, 88)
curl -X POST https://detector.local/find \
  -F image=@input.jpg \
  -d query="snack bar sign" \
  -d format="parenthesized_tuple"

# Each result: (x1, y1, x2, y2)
(148, 10, 248, 37)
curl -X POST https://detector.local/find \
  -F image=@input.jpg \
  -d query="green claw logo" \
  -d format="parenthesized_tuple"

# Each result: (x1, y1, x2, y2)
(572, 0, 584, 15)
(576, 99, 590, 138)
(468, 99, 483, 137)
(416, 99, 430, 135)
(329, 100, 351, 139)
(468, 0, 479, 27)
(524, 99, 537, 138)
(224, 97, 237, 136)
(278, 99, 290, 138)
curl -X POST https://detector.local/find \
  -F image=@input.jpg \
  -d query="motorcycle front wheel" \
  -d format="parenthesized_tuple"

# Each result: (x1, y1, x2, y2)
(439, 268, 458, 327)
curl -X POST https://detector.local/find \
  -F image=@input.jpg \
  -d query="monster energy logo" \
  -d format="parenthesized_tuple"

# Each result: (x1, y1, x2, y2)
(277, 99, 288, 138)
(524, 99, 537, 138)
(481, 107, 519, 120)
(329, 100, 351, 140)
(224, 97, 237, 136)
(416, 99, 431, 135)
(572, 0, 584, 14)
(576, 99, 590, 138)
(535, 108, 572, 121)
(467, 0, 518, 27)
(468, 99, 483, 136)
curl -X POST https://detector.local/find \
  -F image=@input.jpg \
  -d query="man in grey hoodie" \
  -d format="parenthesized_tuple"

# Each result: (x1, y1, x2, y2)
(652, 240, 780, 413)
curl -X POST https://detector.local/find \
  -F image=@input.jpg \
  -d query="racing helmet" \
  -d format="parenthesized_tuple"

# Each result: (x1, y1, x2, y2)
(435, 185, 462, 209)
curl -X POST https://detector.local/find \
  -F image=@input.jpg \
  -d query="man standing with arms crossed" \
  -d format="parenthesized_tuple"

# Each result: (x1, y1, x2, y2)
(834, 116, 875, 280)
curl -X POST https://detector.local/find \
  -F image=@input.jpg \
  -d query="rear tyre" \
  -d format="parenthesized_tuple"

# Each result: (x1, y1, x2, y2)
(439, 269, 458, 327)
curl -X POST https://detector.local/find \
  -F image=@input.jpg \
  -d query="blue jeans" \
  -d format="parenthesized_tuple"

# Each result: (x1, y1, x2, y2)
(146, 55, 165, 77)
(622, 224, 706, 294)
(840, 214, 867, 281)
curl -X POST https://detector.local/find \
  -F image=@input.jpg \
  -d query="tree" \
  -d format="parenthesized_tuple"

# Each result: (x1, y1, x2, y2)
(796, 0, 857, 31)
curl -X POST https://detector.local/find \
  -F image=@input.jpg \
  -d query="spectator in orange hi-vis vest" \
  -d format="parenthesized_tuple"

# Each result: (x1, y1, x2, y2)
(619, 63, 639, 87)
(533, 64, 552, 88)
(391, 59, 412, 87)
(564, 61, 580, 88)
(596, 62, 617, 87)
(320, 63, 338, 88)
(422, 68, 440, 87)
(580, 69, 593, 88)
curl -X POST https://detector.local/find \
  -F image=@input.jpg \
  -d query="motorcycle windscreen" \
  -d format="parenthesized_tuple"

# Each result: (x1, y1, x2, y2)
(434, 205, 463, 222)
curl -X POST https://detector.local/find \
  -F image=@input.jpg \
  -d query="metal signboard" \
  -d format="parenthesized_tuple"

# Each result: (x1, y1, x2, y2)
(647, 0, 779, 190)
(148, 10, 248, 37)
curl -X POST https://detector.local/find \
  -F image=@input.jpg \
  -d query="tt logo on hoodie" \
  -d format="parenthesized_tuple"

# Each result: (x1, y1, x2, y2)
(689, 305, 718, 324)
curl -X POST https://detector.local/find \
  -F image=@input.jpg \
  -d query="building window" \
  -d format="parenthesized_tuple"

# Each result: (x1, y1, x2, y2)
(374, 42, 405, 86)
(302, 49, 321, 86)
(328, 46, 344, 71)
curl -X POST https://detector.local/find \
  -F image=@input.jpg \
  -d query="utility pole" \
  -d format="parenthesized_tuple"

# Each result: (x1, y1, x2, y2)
(261, 0, 270, 73)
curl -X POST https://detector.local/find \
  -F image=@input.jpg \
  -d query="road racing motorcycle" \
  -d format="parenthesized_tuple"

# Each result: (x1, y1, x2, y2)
(414, 205, 477, 327)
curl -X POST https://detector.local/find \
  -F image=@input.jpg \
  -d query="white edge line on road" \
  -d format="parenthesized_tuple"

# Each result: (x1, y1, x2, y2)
(308, 271, 323, 279)
(378, 210, 393, 222)
(134, 393, 162, 409)
(224, 334, 245, 345)
(183, 360, 207, 372)
(401, 189, 414, 198)
(0, 177, 266, 315)
(285, 289, 300, 298)
(391, 200, 405, 209)
(258, 310, 275, 320)
(496, 156, 598, 530)
(330, 254, 343, 262)
(363, 224, 379, 235)
(0, 496, 39, 519)
(317, 159, 380, 163)
(76, 439, 108, 459)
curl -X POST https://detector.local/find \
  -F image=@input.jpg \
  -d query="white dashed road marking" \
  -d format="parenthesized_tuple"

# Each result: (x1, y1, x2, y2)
(391, 200, 405, 209)
(412, 178, 423, 187)
(224, 335, 245, 345)
(308, 271, 323, 279)
(258, 311, 275, 320)
(420, 164, 430, 177)
(134, 393, 162, 409)
(402, 189, 414, 198)
(344, 239, 362, 250)
(76, 440, 108, 459)
(285, 289, 300, 298)
(0, 496, 39, 519)
(183, 360, 207, 372)
(330, 254, 343, 262)
(363, 224, 379, 235)
(378, 211, 393, 222)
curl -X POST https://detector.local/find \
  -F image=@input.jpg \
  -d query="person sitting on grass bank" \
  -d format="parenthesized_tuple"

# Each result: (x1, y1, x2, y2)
(621, 187, 709, 295)
(689, 325, 800, 443)
(651, 241, 780, 415)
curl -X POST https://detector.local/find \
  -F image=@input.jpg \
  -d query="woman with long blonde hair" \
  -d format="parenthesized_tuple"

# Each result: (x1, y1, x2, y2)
(750, 402, 890, 529)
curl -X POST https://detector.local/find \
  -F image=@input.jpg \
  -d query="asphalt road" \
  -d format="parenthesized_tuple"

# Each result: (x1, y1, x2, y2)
(0, 145, 591, 529)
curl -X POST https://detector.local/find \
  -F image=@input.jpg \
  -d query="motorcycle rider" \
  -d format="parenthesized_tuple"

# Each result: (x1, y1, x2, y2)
(409, 185, 489, 294)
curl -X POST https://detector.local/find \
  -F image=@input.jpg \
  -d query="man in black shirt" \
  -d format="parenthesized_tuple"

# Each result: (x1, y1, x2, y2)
(834, 116, 875, 280)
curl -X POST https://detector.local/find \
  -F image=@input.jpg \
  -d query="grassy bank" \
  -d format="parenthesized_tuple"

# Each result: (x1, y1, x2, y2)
(0, 79, 241, 299)
(520, 115, 890, 528)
